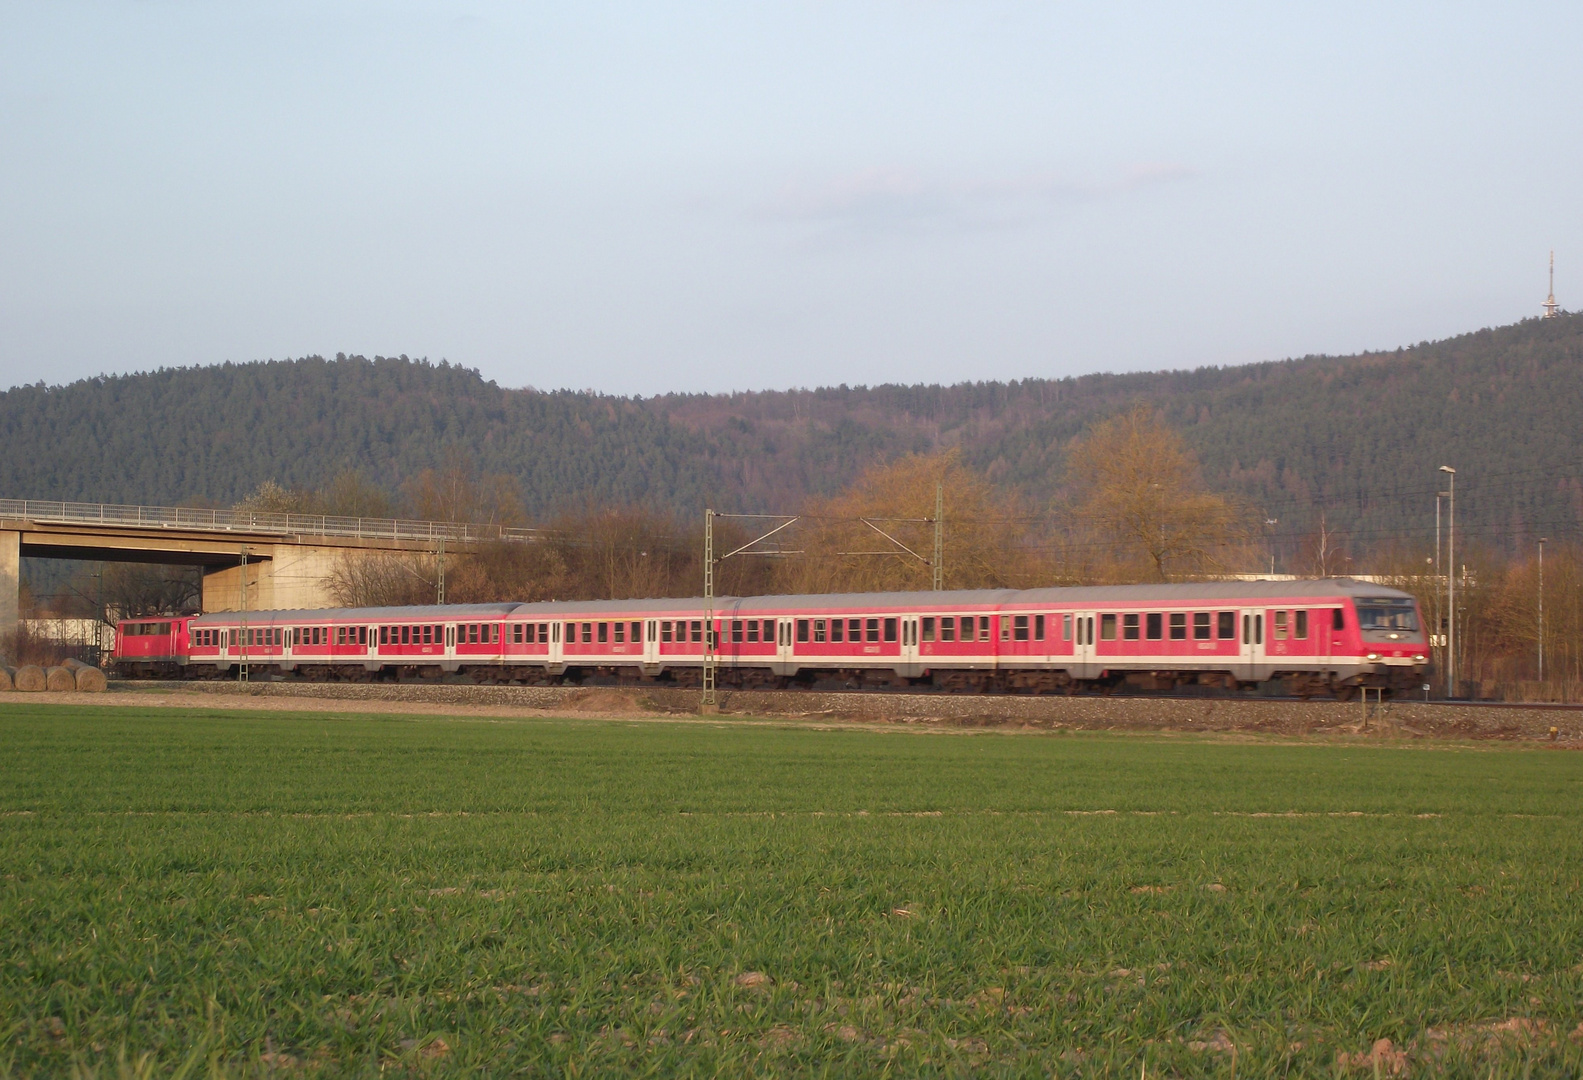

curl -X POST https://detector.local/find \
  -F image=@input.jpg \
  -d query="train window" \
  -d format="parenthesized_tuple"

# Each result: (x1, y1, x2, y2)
(661, 621, 673, 643)
(513, 624, 523, 644)
(428, 625, 438, 645)
(564, 622, 576, 644)
(830, 618, 844, 643)
(594, 622, 605, 644)
(1193, 613, 1211, 640)
(747, 621, 759, 643)
(1101, 614, 1118, 640)
(540, 623, 550, 642)
(332, 627, 342, 645)
(1062, 613, 1072, 641)
(1332, 608, 1345, 631)
(1144, 613, 1162, 640)
(1296, 610, 1309, 639)
(1123, 614, 1140, 641)
(400, 626, 409, 645)
(1035, 614, 1045, 642)
(762, 619, 775, 642)
(847, 618, 861, 641)
(614, 622, 625, 644)
(1274, 611, 1289, 640)
(579, 623, 591, 644)
(434, 625, 443, 643)
(1255, 614, 1263, 645)
(884, 618, 897, 643)
(724, 620, 737, 644)
(1219, 611, 1236, 639)
(977, 616, 990, 640)
(865, 618, 880, 643)
(796, 619, 809, 643)
(1169, 613, 1186, 641)
(961, 617, 975, 643)
(921, 617, 935, 642)
(690, 620, 702, 643)
(1013, 615, 1029, 642)
(1001, 618, 1011, 642)
(378, 626, 387, 645)
(812, 619, 826, 643)
(358, 626, 367, 645)
(941, 616, 956, 642)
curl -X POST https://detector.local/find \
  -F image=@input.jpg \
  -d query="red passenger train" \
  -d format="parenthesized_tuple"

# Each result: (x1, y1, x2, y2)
(114, 579, 1428, 697)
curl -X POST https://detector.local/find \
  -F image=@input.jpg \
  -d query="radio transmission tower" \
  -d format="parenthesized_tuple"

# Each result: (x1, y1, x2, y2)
(1543, 251, 1560, 319)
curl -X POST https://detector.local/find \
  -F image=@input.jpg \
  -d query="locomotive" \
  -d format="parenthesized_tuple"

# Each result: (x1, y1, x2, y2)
(115, 578, 1428, 698)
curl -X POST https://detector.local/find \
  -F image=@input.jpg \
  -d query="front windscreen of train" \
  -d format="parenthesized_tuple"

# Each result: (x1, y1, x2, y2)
(1354, 597, 1419, 632)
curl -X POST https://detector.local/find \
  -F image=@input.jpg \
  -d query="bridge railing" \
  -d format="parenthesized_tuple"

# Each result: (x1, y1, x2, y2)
(0, 499, 540, 544)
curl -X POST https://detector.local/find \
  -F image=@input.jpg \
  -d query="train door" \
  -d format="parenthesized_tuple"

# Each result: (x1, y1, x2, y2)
(777, 618, 795, 668)
(444, 623, 456, 659)
(900, 616, 920, 669)
(1239, 609, 1264, 682)
(644, 620, 660, 666)
(1068, 611, 1095, 676)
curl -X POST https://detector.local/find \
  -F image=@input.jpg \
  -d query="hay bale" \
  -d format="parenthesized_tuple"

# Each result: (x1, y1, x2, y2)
(60, 658, 107, 691)
(0, 666, 13, 692)
(14, 665, 46, 692)
(45, 666, 76, 692)
(73, 665, 108, 693)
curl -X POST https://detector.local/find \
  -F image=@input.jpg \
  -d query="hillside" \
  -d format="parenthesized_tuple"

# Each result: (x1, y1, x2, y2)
(2, 314, 1580, 557)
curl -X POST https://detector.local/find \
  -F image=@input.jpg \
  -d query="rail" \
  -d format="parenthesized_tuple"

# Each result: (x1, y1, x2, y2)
(0, 498, 539, 545)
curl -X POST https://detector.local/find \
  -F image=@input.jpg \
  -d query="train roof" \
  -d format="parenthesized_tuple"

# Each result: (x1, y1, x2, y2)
(187, 602, 521, 623)
(174, 578, 1415, 623)
(712, 579, 1414, 609)
(508, 597, 737, 615)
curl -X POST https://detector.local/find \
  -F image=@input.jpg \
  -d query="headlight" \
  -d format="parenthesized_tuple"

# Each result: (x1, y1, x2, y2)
(1366, 653, 1380, 661)
(1413, 654, 1426, 662)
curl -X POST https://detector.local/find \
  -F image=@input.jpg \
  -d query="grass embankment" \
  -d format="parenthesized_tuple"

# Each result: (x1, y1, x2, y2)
(0, 706, 1579, 1076)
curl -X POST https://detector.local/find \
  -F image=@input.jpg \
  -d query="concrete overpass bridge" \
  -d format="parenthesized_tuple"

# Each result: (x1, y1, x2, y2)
(0, 498, 538, 626)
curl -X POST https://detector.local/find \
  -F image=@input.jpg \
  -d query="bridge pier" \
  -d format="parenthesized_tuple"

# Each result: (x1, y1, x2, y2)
(0, 530, 17, 634)
(200, 544, 350, 612)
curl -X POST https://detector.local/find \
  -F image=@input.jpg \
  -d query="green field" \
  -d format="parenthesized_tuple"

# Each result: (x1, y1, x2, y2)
(0, 706, 1579, 1077)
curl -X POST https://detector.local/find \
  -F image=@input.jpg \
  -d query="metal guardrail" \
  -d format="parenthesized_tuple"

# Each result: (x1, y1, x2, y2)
(0, 498, 539, 544)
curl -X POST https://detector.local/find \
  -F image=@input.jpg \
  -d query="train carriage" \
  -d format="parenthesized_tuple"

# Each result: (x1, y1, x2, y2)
(116, 578, 1428, 697)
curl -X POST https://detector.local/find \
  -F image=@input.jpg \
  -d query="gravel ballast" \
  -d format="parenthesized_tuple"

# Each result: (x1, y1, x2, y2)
(96, 680, 1582, 742)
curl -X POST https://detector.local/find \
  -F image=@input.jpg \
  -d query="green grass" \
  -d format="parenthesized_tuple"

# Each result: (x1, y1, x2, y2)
(0, 705, 1580, 1077)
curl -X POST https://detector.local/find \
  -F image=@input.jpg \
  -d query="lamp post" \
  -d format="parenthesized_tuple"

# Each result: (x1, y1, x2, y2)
(1438, 466, 1456, 698)
(1538, 537, 1548, 684)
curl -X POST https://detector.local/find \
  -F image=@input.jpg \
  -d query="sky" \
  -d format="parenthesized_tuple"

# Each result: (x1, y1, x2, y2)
(2, 2, 1580, 396)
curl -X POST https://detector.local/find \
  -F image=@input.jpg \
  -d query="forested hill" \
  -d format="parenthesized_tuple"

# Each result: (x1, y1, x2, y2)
(1, 313, 1580, 554)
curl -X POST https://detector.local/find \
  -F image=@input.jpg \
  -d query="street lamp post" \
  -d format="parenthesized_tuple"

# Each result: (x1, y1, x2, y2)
(1538, 537, 1548, 684)
(1438, 466, 1456, 698)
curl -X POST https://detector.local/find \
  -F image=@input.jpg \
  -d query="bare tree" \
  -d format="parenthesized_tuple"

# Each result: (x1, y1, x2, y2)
(1063, 406, 1246, 581)
(774, 450, 1033, 595)
(324, 553, 441, 608)
(401, 449, 524, 525)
